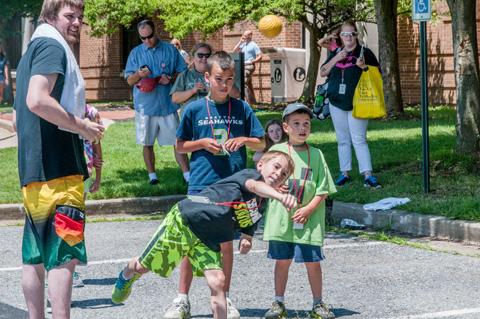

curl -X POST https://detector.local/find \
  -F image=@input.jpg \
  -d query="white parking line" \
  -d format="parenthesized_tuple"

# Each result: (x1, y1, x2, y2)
(383, 307, 480, 318)
(0, 241, 385, 273)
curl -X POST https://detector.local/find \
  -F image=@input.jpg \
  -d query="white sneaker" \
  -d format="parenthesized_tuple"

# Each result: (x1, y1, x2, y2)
(163, 298, 191, 319)
(72, 272, 84, 288)
(226, 297, 241, 319)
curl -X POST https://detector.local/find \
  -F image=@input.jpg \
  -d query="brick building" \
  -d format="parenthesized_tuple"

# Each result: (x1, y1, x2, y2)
(78, 19, 303, 103)
(397, 1, 461, 105)
(5, 1, 480, 105)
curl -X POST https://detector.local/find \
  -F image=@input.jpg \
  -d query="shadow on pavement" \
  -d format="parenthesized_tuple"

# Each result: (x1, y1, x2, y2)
(72, 298, 119, 310)
(192, 307, 360, 318)
(0, 302, 28, 319)
(333, 308, 362, 317)
(82, 277, 117, 286)
(287, 308, 361, 318)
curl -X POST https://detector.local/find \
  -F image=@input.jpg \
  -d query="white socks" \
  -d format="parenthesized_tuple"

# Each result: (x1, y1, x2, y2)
(175, 293, 189, 303)
(149, 172, 189, 182)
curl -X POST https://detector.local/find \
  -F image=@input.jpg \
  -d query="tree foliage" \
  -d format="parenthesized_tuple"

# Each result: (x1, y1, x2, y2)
(0, 0, 42, 39)
(85, 0, 375, 102)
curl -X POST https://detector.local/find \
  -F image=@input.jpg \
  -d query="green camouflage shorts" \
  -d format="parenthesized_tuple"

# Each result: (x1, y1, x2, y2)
(139, 204, 222, 277)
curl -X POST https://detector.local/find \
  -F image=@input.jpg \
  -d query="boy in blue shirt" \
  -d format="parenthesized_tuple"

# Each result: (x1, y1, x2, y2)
(170, 51, 265, 319)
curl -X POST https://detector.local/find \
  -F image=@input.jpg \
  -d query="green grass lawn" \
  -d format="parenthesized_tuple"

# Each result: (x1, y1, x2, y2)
(0, 103, 13, 113)
(1, 106, 479, 221)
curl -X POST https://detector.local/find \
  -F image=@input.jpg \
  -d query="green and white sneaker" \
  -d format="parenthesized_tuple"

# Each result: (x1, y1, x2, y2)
(163, 298, 191, 319)
(264, 301, 287, 319)
(226, 297, 241, 319)
(310, 302, 335, 319)
(111, 270, 141, 304)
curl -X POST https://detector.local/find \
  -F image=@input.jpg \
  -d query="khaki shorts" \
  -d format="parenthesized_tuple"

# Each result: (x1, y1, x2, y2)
(135, 111, 179, 146)
(139, 205, 222, 277)
(22, 175, 87, 271)
(244, 64, 255, 78)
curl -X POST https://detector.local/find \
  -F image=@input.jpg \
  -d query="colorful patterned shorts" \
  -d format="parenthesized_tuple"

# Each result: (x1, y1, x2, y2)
(22, 175, 87, 271)
(139, 205, 222, 277)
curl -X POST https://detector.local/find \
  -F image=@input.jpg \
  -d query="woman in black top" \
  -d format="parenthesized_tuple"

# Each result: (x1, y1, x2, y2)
(320, 21, 381, 188)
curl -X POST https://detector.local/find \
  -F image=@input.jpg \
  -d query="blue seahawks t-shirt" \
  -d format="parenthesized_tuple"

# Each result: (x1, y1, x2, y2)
(176, 97, 264, 192)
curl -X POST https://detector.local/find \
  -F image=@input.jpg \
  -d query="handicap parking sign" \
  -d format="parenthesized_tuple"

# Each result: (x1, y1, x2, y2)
(412, 0, 432, 21)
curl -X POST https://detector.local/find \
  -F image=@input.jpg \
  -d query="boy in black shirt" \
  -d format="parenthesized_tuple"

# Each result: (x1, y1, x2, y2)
(111, 151, 297, 318)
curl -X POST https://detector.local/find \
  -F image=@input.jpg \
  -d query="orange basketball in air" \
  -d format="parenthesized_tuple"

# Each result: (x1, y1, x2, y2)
(258, 15, 283, 38)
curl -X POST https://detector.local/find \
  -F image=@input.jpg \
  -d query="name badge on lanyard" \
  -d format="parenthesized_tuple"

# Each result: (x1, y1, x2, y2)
(339, 69, 346, 95)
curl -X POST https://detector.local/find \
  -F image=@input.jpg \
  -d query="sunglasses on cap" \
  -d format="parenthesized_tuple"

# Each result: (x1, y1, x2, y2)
(140, 33, 154, 40)
(196, 53, 211, 59)
(340, 31, 358, 37)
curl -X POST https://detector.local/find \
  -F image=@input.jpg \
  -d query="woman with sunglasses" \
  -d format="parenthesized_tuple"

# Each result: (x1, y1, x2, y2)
(320, 21, 382, 189)
(170, 42, 212, 114)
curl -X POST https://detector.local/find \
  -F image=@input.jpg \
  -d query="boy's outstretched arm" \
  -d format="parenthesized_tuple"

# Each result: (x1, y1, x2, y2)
(245, 179, 297, 210)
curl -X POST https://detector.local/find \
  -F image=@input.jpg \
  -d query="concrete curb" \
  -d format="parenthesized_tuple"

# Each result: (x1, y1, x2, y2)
(331, 201, 480, 245)
(2, 196, 480, 245)
(0, 118, 14, 133)
(0, 195, 186, 220)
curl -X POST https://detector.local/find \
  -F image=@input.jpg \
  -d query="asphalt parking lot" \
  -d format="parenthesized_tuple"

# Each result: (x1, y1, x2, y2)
(1, 219, 480, 319)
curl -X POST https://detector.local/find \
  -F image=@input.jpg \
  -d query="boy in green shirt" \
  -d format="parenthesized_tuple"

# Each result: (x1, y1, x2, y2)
(263, 103, 337, 319)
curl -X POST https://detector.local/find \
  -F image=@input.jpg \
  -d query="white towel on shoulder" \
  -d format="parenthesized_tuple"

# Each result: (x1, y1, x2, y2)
(363, 197, 411, 211)
(31, 23, 85, 131)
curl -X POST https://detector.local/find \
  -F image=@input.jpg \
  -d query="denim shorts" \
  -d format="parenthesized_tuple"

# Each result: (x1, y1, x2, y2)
(268, 240, 325, 263)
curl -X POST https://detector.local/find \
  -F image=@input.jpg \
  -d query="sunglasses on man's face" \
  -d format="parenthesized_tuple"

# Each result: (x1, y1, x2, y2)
(196, 53, 211, 59)
(340, 31, 358, 37)
(140, 33, 154, 40)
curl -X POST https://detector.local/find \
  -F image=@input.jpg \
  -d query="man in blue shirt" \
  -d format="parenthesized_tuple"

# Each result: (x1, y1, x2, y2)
(233, 30, 262, 105)
(125, 20, 189, 185)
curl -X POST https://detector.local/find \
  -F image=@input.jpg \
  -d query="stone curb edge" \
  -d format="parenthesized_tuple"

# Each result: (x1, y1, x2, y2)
(0, 118, 14, 133)
(331, 201, 480, 245)
(2, 196, 480, 245)
(0, 195, 186, 220)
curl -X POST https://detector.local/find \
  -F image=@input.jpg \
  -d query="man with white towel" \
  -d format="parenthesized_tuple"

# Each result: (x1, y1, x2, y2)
(14, 0, 104, 317)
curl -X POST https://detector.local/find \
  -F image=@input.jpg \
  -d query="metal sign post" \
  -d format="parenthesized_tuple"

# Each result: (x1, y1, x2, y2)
(412, 0, 431, 193)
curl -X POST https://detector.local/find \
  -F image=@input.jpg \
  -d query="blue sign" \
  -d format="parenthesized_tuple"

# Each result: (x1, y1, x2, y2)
(412, 0, 432, 21)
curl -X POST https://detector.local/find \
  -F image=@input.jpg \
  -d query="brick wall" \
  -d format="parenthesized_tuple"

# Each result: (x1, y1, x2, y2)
(397, 0, 480, 105)
(78, 1, 479, 105)
(78, 17, 303, 103)
(80, 28, 129, 101)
